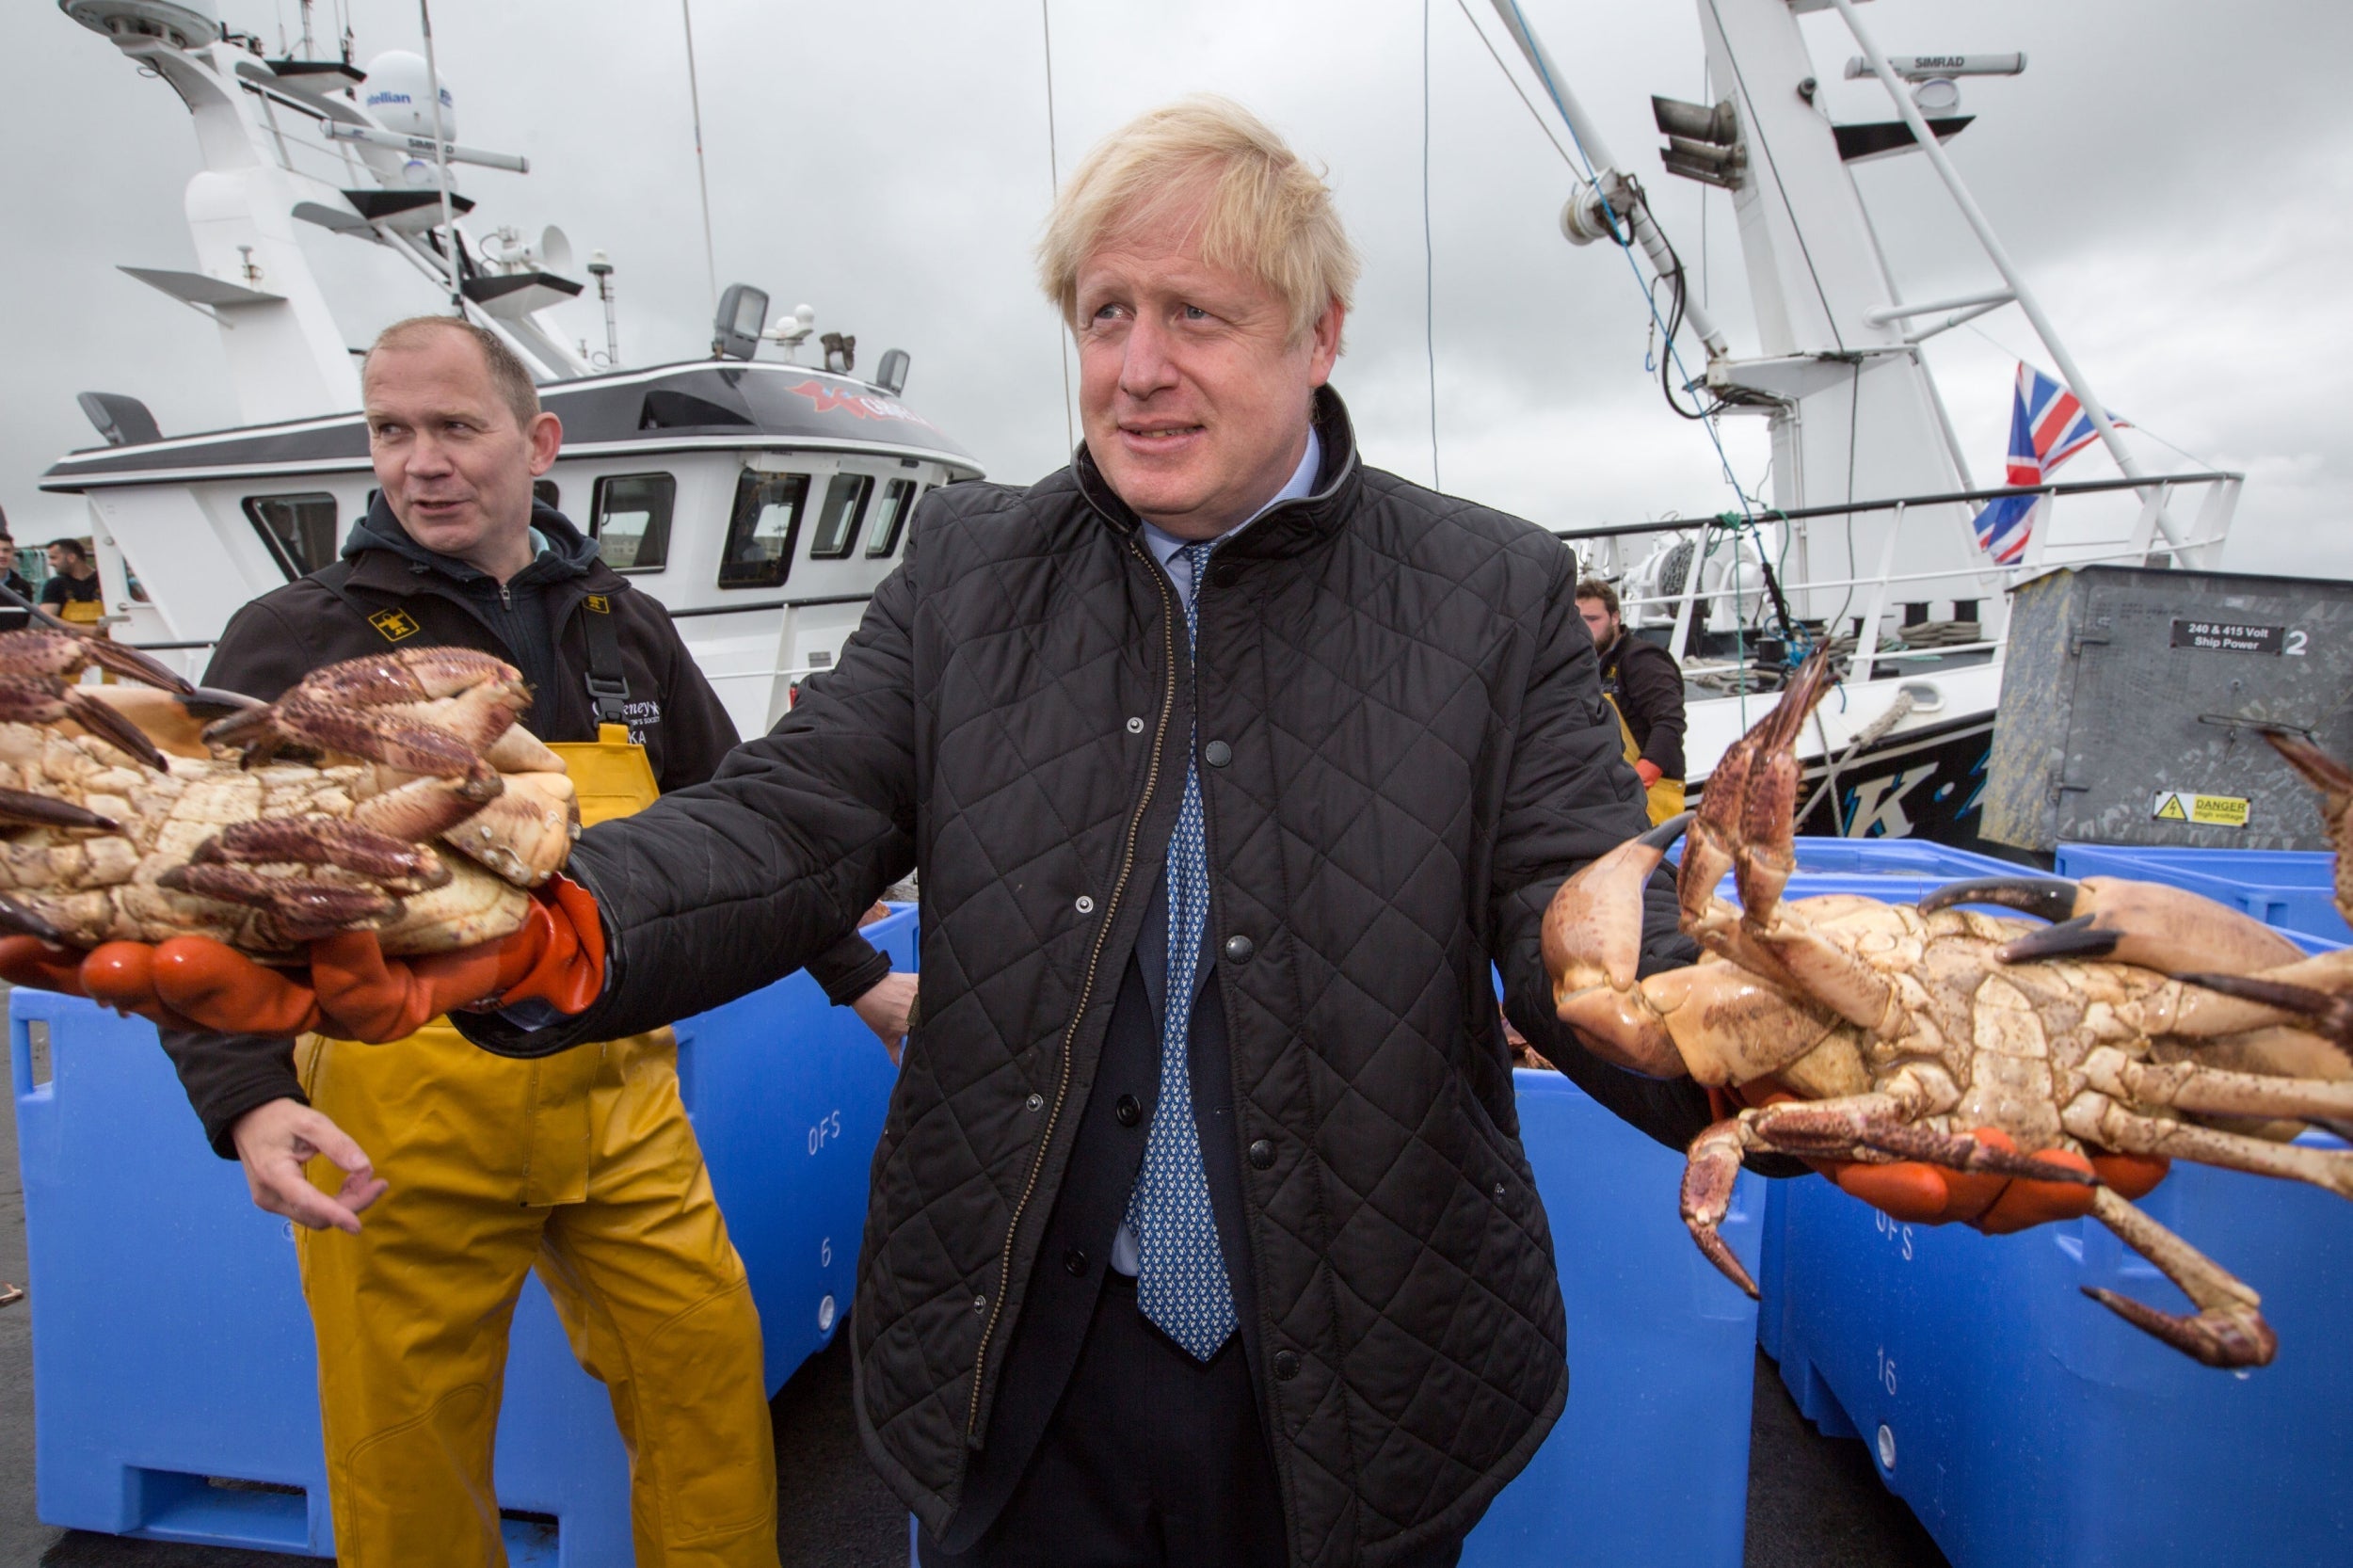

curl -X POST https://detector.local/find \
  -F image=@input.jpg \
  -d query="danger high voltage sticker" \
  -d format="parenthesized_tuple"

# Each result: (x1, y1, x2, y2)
(2151, 790, 2250, 827)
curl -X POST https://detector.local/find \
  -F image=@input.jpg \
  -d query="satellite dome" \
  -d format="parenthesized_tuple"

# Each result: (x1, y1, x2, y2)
(360, 51, 456, 141)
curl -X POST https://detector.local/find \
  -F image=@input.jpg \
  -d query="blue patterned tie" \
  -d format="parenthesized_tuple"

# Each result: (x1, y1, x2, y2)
(1126, 539, 1239, 1361)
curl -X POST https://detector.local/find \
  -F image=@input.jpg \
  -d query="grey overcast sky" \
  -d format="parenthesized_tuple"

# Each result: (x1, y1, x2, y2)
(4, 0, 2347, 579)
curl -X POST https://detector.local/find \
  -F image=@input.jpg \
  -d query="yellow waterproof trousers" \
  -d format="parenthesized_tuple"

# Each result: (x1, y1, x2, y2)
(295, 1026, 778, 1567)
(1603, 693, 1688, 825)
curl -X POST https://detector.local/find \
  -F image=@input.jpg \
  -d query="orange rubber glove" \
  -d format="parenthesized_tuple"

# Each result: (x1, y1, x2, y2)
(1712, 1081, 2169, 1234)
(0, 877, 605, 1044)
(1634, 759, 1664, 789)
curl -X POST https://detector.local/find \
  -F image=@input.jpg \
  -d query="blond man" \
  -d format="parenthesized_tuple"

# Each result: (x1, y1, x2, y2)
(216, 98, 1704, 1564)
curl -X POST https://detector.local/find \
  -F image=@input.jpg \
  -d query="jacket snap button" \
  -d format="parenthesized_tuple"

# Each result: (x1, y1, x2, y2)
(1223, 934, 1255, 963)
(972, 1295, 986, 1313)
(1026, 1093, 1044, 1112)
(1212, 563, 1241, 588)
(1494, 1182, 1508, 1200)
(1114, 1094, 1142, 1128)
(1074, 895, 1096, 915)
(1126, 716, 1144, 734)
(1273, 1350, 1301, 1382)
(1064, 1247, 1089, 1277)
(1203, 740, 1232, 767)
(1248, 1138, 1275, 1170)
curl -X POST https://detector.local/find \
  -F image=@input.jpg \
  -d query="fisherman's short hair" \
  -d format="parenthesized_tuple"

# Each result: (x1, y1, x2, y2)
(1038, 95, 1360, 346)
(363, 315, 542, 429)
(1575, 578, 1621, 617)
(47, 536, 90, 564)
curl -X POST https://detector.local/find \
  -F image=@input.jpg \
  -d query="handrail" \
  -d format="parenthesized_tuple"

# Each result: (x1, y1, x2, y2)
(1550, 470, 2239, 540)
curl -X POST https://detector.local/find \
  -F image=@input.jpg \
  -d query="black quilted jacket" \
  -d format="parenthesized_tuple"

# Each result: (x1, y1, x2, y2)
(462, 390, 1719, 1565)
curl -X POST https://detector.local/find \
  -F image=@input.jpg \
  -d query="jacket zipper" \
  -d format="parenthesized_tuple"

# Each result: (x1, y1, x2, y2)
(965, 535, 1179, 1442)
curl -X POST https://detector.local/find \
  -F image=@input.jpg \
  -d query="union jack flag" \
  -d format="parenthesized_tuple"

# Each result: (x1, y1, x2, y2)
(1971, 362, 2127, 565)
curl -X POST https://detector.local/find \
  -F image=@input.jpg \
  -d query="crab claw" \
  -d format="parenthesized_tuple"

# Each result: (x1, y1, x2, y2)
(1681, 648, 1839, 931)
(1969, 876, 2305, 976)
(2264, 730, 2353, 926)
(0, 674, 171, 772)
(0, 628, 195, 696)
(201, 648, 529, 795)
(1543, 814, 1691, 1077)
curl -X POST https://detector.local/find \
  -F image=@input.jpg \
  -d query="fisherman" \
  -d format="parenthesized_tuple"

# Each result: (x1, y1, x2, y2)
(9, 102, 2107, 1568)
(144, 315, 913, 1568)
(1576, 576, 1688, 826)
(40, 536, 103, 621)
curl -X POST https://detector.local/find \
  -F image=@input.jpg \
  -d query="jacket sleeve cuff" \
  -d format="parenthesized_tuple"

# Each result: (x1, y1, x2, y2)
(154, 1028, 308, 1160)
(806, 932, 891, 1007)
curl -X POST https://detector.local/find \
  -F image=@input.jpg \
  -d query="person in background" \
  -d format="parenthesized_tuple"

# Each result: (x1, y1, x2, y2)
(1577, 576, 1688, 825)
(40, 536, 103, 625)
(0, 527, 33, 632)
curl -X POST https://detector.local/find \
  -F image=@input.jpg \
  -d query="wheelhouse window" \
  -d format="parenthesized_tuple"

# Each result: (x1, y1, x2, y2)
(590, 473, 676, 572)
(808, 473, 874, 560)
(532, 478, 560, 511)
(865, 479, 920, 559)
(720, 471, 809, 587)
(242, 492, 339, 580)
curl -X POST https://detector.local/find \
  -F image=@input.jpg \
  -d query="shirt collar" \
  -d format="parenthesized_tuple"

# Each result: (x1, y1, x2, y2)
(1138, 425, 1321, 570)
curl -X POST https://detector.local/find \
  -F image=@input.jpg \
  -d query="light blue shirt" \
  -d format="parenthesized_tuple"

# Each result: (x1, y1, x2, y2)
(1137, 427, 1321, 612)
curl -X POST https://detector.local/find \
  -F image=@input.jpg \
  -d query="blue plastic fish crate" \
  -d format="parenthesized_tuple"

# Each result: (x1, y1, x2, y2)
(2057, 842, 2351, 947)
(1459, 1071, 1764, 1568)
(1761, 1148, 2353, 1568)
(9, 906, 912, 1561)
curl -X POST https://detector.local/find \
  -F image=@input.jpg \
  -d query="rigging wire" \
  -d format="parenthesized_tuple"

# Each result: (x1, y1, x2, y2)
(680, 0, 720, 317)
(1423, 0, 1442, 489)
(1042, 0, 1074, 455)
(1479, 1, 1764, 519)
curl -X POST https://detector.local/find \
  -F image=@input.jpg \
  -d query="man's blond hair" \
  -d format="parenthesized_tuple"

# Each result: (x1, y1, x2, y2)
(1038, 96, 1360, 345)
(363, 315, 542, 429)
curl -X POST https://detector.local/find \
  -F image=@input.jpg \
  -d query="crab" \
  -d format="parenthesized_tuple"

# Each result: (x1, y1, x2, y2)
(0, 635, 579, 957)
(1542, 649, 2353, 1368)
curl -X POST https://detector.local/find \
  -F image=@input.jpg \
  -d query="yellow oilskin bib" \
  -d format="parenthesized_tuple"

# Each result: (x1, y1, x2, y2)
(1602, 693, 1688, 827)
(546, 723, 663, 828)
(298, 726, 780, 1568)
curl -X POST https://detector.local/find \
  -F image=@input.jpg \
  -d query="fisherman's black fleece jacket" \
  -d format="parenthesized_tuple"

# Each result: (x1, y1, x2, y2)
(157, 499, 888, 1154)
(1597, 631, 1689, 780)
(457, 389, 1726, 1567)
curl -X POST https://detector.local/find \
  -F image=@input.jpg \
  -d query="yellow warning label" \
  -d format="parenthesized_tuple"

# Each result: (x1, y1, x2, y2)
(368, 608, 420, 643)
(2150, 790, 2249, 827)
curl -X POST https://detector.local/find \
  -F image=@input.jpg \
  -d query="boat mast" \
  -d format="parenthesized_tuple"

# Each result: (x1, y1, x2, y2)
(1826, 0, 2189, 560)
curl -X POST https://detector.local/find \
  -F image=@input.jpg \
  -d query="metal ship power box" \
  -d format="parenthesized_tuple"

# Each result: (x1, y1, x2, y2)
(1981, 564, 2353, 853)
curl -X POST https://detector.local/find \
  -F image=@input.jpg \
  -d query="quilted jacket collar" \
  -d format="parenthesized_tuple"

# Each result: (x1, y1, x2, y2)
(1072, 385, 1361, 560)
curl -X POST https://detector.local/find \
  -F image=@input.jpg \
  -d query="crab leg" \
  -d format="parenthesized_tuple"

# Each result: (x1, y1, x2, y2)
(2061, 1093, 2353, 1200)
(1680, 1080, 2098, 1297)
(189, 819, 452, 894)
(155, 863, 401, 944)
(2081, 1187, 2276, 1368)
(2081, 1047, 2353, 1125)
(0, 787, 119, 833)
(1926, 874, 2306, 975)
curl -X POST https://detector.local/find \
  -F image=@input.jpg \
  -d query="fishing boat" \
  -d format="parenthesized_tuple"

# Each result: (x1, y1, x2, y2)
(1480, 0, 2240, 844)
(38, 0, 978, 743)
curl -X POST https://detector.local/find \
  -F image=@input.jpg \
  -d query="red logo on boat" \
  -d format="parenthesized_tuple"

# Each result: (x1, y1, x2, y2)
(788, 380, 929, 427)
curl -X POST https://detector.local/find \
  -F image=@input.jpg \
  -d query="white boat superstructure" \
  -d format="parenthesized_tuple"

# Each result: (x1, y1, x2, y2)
(39, 0, 980, 740)
(1486, 0, 2241, 840)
